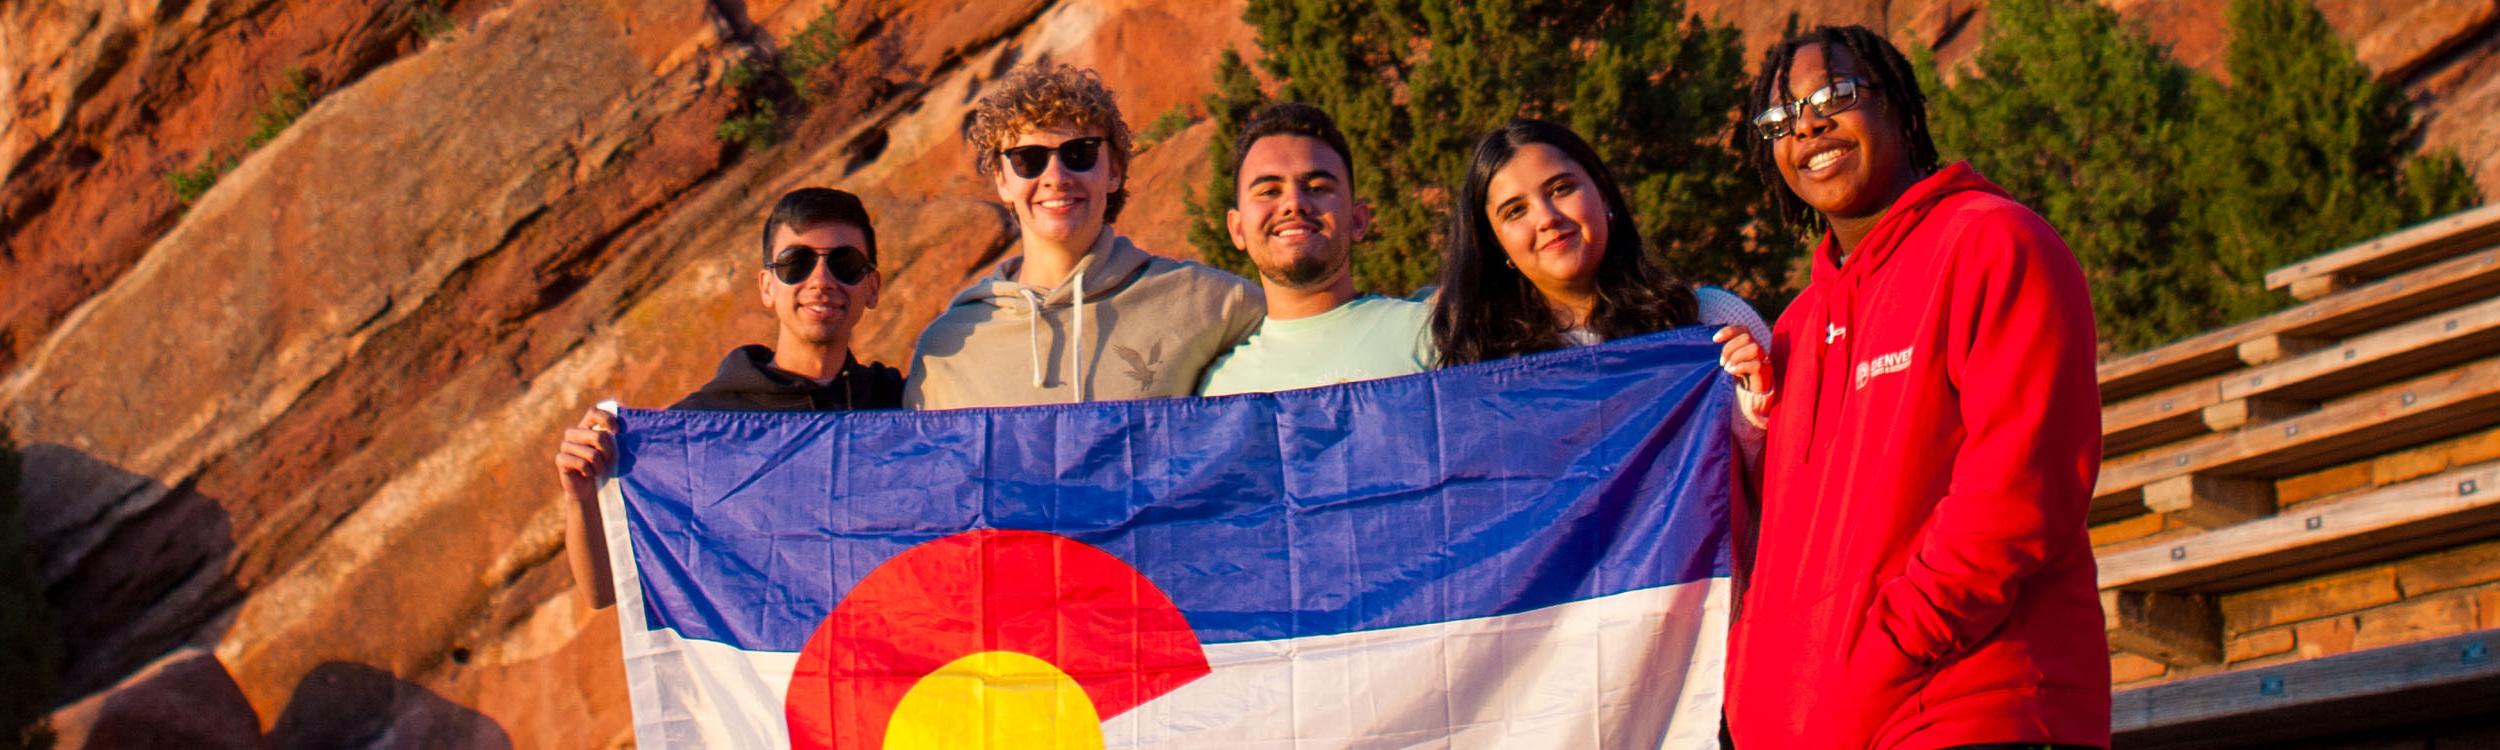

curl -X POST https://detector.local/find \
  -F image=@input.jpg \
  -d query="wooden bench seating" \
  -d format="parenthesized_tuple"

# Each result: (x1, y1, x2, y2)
(2092, 353, 2500, 525)
(2089, 204, 2500, 715)
(2101, 293, 2500, 455)
(2099, 243, 2500, 401)
(2266, 203, 2500, 301)
(2110, 628, 2500, 748)
(2100, 460, 2500, 595)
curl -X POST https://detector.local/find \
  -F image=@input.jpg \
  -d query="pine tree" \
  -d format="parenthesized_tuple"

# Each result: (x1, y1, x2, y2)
(1925, 0, 2484, 352)
(1922, 0, 2212, 351)
(2187, 0, 2482, 323)
(1186, 0, 1787, 302)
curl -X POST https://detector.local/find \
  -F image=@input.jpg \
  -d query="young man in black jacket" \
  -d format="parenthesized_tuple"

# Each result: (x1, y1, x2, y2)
(551, 187, 904, 608)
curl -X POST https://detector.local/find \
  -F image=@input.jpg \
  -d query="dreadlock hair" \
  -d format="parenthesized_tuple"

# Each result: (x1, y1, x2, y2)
(1432, 119, 1699, 367)
(1744, 25, 1941, 232)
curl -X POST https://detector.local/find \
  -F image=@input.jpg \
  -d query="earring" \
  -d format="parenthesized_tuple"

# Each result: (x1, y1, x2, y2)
(1503, 257, 1516, 269)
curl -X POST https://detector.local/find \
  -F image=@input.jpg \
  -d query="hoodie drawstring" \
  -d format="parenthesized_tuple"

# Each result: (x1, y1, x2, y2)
(1008, 248, 1105, 402)
(1070, 269, 1087, 403)
(1020, 288, 1047, 388)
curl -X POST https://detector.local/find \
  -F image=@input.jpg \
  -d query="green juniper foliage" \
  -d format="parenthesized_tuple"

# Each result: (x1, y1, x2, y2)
(411, 0, 455, 42)
(716, 99, 783, 150)
(1187, 0, 1787, 301)
(1920, 0, 2207, 352)
(715, 7, 846, 149)
(781, 7, 848, 102)
(165, 68, 323, 205)
(2184, 0, 2480, 325)
(1926, 0, 2482, 352)
(245, 68, 317, 150)
(1136, 105, 1195, 153)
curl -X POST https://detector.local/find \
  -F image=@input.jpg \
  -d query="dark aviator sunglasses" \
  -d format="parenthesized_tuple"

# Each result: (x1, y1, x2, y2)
(999, 137, 1106, 180)
(767, 245, 874, 286)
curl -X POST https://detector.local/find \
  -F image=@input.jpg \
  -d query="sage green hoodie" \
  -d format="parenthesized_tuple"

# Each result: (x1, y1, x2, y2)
(904, 230, 1263, 409)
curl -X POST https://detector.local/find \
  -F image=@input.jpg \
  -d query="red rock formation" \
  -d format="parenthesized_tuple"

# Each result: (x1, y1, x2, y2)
(0, 0, 2492, 745)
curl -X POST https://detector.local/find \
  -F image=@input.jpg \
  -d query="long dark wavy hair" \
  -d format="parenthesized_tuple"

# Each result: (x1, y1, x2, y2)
(1432, 119, 1698, 367)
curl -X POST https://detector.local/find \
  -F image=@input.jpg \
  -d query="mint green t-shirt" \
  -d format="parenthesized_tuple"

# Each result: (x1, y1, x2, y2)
(1199, 294, 1436, 396)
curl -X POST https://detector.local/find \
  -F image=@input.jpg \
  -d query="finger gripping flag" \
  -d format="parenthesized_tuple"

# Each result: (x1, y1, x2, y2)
(602, 329, 1735, 749)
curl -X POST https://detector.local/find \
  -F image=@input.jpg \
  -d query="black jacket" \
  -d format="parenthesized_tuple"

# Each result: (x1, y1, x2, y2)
(669, 345, 904, 412)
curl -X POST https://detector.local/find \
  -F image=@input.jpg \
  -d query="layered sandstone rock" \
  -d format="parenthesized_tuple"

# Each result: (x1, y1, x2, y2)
(1, 0, 2493, 745)
(4, 0, 1252, 744)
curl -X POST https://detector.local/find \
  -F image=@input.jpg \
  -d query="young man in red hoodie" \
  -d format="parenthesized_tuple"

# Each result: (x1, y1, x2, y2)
(1713, 25, 2110, 749)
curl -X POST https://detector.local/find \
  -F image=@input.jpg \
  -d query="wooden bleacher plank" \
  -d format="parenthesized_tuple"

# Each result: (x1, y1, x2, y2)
(2265, 203, 2500, 295)
(2286, 272, 2355, 302)
(2143, 475, 2274, 529)
(2110, 629, 2500, 748)
(2234, 334, 2331, 366)
(2105, 380, 2225, 456)
(2099, 320, 2264, 403)
(2100, 293, 2500, 457)
(2093, 354, 2500, 520)
(2196, 398, 2309, 433)
(2220, 292, 2500, 403)
(2105, 589, 2223, 667)
(2099, 243, 2500, 401)
(2100, 461, 2500, 594)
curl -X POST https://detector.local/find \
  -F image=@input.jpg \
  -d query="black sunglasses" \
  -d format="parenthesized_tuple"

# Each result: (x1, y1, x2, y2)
(1752, 77, 1869, 140)
(767, 244, 874, 285)
(999, 137, 1106, 179)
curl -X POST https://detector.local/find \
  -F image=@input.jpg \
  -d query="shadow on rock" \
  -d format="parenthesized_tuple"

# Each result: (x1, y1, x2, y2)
(55, 648, 258, 749)
(264, 662, 513, 750)
(54, 655, 516, 750)
(15, 443, 243, 698)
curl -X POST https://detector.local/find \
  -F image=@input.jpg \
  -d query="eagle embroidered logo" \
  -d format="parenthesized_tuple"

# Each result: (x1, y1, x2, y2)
(1115, 341, 1164, 390)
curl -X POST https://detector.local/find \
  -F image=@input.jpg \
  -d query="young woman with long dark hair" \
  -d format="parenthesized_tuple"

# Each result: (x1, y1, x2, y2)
(1432, 119, 1769, 366)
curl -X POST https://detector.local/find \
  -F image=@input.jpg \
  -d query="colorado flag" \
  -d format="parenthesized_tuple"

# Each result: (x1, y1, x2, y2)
(600, 330, 1735, 748)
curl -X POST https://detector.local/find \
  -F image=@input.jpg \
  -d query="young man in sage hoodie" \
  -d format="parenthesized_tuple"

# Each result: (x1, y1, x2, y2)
(905, 64, 1262, 409)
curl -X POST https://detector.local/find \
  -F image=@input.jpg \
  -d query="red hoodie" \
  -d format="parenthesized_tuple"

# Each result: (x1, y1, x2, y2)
(1728, 163, 2110, 749)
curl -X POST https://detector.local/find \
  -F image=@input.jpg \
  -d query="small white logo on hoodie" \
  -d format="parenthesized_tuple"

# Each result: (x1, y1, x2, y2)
(1854, 345, 1915, 389)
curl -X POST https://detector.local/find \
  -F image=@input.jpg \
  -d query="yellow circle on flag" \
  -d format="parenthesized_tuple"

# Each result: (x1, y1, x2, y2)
(884, 650, 1106, 749)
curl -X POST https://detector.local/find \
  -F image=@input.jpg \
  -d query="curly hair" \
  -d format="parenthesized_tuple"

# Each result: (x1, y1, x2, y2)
(966, 63, 1135, 223)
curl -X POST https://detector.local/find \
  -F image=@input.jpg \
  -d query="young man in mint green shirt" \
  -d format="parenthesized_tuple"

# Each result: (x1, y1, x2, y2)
(1200, 103, 1434, 396)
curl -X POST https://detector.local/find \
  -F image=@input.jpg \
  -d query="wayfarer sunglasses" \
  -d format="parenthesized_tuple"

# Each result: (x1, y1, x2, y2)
(999, 137, 1106, 179)
(767, 245, 874, 286)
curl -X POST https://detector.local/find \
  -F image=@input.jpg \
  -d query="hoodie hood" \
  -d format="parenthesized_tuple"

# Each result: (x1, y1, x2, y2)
(902, 231, 1266, 410)
(936, 229, 1158, 402)
(1810, 161, 2010, 285)
(669, 345, 903, 411)
(951, 229, 1154, 309)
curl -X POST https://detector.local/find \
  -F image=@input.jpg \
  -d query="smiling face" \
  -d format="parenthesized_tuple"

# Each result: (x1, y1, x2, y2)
(756, 221, 879, 353)
(993, 125, 1124, 249)
(1226, 134, 1368, 291)
(1771, 44, 1920, 225)
(1484, 143, 1610, 302)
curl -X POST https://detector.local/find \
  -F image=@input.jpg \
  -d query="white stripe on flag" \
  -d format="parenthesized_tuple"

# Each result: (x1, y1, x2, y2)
(1105, 579, 1729, 750)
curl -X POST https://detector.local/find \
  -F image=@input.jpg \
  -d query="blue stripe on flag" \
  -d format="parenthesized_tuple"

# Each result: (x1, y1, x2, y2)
(616, 328, 1732, 651)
